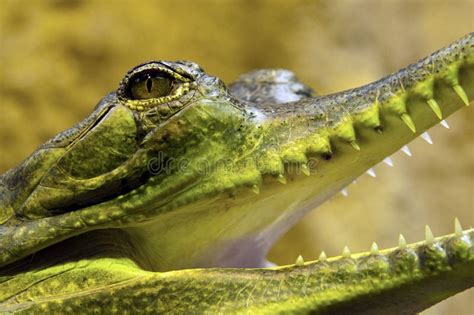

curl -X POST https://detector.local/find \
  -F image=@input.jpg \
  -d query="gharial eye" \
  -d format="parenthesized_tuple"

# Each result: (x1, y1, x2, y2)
(130, 72, 173, 100)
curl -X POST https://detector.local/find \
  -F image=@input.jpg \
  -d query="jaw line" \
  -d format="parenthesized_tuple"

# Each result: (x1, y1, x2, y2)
(260, 119, 457, 269)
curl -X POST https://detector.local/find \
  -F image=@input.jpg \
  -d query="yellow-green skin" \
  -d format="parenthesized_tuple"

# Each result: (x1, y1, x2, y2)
(0, 34, 473, 314)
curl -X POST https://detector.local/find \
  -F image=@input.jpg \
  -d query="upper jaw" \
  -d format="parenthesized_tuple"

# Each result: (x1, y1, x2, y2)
(247, 33, 473, 204)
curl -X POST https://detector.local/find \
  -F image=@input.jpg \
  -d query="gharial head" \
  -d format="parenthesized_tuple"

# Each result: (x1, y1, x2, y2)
(0, 62, 229, 216)
(0, 34, 472, 273)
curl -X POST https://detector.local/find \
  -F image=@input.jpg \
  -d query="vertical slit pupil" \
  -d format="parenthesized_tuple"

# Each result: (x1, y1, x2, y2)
(146, 78, 153, 93)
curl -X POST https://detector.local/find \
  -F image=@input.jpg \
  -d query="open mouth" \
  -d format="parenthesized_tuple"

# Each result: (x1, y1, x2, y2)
(1, 34, 472, 315)
(268, 116, 471, 268)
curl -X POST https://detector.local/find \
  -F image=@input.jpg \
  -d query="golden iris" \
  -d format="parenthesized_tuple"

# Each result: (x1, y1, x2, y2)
(130, 74, 173, 100)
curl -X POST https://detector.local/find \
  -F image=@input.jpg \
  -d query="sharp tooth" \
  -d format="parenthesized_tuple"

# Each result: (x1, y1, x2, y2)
(341, 189, 349, 197)
(425, 225, 434, 245)
(383, 157, 394, 167)
(421, 132, 433, 144)
(350, 141, 361, 151)
(400, 113, 416, 133)
(426, 99, 443, 119)
(399, 234, 407, 249)
(370, 242, 379, 255)
(367, 168, 376, 178)
(453, 84, 469, 106)
(342, 245, 351, 258)
(251, 185, 260, 195)
(319, 251, 327, 262)
(454, 217, 463, 237)
(440, 120, 450, 129)
(295, 255, 305, 266)
(277, 174, 287, 185)
(301, 164, 310, 176)
(401, 145, 412, 157)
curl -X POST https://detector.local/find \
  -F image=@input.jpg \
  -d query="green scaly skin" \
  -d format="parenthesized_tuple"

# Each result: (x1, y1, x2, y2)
(0, 33, 473, 314)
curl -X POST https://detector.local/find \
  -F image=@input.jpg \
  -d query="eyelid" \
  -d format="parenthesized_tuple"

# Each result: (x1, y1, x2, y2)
(133, 68, 190, 84)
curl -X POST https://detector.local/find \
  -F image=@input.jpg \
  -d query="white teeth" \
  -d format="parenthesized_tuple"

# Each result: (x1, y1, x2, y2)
(370, 242, 379, 255)
(425, 225, 435, 245)
(421, 132, 433, 144)
(399, 234, 407, 249)
(301, 164, 310, 176)
(277, 174, 287, 185)
(401, 145, 412, 157)
(319, 251, 327, 262)
(295, 255, 305, 266)
(251, 185, 260, 195)
(342, 246, 351, 258)
(453, 84, 469, 106)
(367, 168, 376, 178)
(383, 157, 394, 167)
(454, 217, 463, 237)
(440, 120, 450, 129)
(341, 189, 349, 197)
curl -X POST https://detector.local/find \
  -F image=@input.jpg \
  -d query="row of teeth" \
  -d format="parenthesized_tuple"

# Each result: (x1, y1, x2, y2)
(340, 81, 470, 193)
(293, 218, 467, 266)
(393, 84, 469, 134)
(340, 119, 450, 197)
(252, 118, 452, 197)
(247, 85, 469, 194)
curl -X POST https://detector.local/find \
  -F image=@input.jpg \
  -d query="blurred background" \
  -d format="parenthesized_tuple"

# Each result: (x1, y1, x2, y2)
(0, 0, 472, 313)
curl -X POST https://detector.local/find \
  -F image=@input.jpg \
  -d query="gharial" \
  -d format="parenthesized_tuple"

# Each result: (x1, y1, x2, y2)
(0, 33, 473, 314)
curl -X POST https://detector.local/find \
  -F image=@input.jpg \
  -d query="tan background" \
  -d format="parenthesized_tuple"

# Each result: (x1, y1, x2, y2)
(0, 0, 473, 313)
